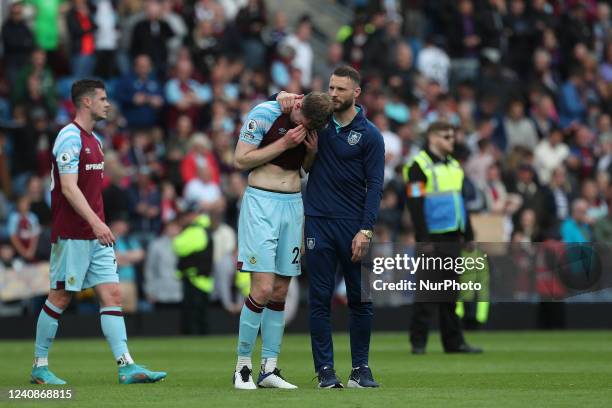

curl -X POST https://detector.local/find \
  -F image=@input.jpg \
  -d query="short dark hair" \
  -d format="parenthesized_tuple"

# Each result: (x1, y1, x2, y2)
(301, 91, 333, 130)
(71, 79, 105, 108)
(332, 65, 361, 86)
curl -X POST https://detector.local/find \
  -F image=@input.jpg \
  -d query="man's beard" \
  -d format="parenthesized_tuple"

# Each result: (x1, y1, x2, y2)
(333, 97, 354, 113)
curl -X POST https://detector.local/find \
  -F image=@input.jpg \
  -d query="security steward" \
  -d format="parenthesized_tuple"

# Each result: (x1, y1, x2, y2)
(173, 206, 214, 334)
(403, 121, 483, 354)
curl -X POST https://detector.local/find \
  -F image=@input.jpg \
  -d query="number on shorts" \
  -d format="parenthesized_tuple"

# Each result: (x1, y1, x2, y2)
(291, 247, 300, 264)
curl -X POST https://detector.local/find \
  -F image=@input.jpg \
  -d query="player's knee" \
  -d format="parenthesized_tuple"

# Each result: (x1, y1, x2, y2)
(48, 290, 72, 310)
(271, 284, 289, 302)
(101, 285, 122, 307)
(251, 284, 273, 304)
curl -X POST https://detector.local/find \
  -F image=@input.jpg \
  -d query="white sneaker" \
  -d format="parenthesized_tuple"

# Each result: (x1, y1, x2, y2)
(233, 366, 257, 390)
(257, 368, 298, 389)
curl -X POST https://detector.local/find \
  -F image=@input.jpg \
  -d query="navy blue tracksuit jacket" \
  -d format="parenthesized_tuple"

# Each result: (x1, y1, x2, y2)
(304, 106, 384, 371)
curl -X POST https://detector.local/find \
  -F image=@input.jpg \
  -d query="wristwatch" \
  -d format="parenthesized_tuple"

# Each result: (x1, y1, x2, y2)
(360, 229, 373, 240)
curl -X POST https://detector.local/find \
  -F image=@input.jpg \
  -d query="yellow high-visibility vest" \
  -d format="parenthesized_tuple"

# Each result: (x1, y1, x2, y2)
(173, 215, 214, 293)
(404, 150, 466, 234)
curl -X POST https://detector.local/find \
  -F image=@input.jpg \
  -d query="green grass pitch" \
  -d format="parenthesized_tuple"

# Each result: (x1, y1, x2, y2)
(2, 331, 612, 407)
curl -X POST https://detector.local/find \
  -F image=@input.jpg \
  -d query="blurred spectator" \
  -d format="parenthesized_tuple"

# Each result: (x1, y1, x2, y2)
(224, 172, 246, 229)
(8, 195, 40, 262)
(477, 0, 505, 53)
(558, 68, 587, 127)
(284, 15, 313, 87)
(418, 40, 451, 93)
(561, 198, 592, 243)
(161, 0, 188, 66)
(515, 207, 538, 242)
(66, 0, 97, 78)
(235, 0, 267, 70)
(317, 42, 344, 85)
(117, 55, 165, 129)
(160, 181, 180, 223)
(164, 56, 212, 128)
(530, 49, 561, 99)
(26, 0, 64, 66)
(548, 165, 573, 223)
(593, 196, 612, 243)
(530, 94, 558, 139)
(448, 0, 480, 60)
(187, 19, 224, 77)
(94, 0, 120, 78)
(209, 209, 240, 313)
(580, 178, 608, 221)
(127, 166, 161, 235)
(0, 132, 10, 197)
(25, 176, 51, 227)
(567, 124, 596, 181)
(2, 0, 35, 84)
(130, 0, 175, 77)
(183, 163, 224, 213)
(599, 43, 612, 82)
(502, 98, 538, 153)
(265, 10, 288, 59)
(466, 138, 495, 188)
(533, 127, 569, 185)
(111, 218, 145, 313)
(11, 50, 57, 117)
(10, 108, 53, 192)
(363, 12, 402, 76)
(371, 112, 401, 182)
(504, 0, 535, 79)
(593, 2, 611, 61)
(386, 42, 416, 102)
(270, 43, 295, 90)
(144, 220, 182, 307)
(180, 134, 220, 185)
(596, 132, 612, 174)
(482, 162, 521, 215)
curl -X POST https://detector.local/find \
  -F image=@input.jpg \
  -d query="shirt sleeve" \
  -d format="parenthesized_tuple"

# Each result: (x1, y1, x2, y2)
(361, 128, 385, 230)
(238, 103, 277, 147)
(405, 162, 430, 242)
(52, 130, 82, 174)
(7, 213, 18, 236)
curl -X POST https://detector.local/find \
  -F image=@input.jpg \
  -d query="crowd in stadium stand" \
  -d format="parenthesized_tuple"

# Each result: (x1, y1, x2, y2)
(0, 0, 610, 315)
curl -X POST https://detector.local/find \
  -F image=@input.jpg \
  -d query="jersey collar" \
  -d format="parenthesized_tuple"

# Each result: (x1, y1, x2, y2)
(332, 105, 363, 133)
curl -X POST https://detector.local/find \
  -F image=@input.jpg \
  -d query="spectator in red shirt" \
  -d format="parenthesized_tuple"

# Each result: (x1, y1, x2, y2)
(180, 134, 220, 185)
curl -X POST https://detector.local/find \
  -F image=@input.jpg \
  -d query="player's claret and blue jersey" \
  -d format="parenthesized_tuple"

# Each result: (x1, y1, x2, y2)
(305, 106, 385, 230)
(239, 101, 306, 170)
(50, 122, 106, 243)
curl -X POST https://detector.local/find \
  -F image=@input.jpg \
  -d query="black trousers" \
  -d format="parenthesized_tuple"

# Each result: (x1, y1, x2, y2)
(181, 279, 209, 335)
(409, 238, 465, 351)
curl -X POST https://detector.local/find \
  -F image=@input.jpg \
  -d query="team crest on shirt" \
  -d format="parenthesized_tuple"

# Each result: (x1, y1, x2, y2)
(306, 238, 315, 250)
(347, 130, 362, 145)
(85, 147, 91, 154)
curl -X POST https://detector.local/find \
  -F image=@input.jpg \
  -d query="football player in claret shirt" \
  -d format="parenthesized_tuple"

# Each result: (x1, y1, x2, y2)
(232, 91, 333, 390)
(31, 79, 166, 385)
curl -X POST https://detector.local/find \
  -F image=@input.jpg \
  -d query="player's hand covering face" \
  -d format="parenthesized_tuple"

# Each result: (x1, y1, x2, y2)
(304, 130, 318, 154)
